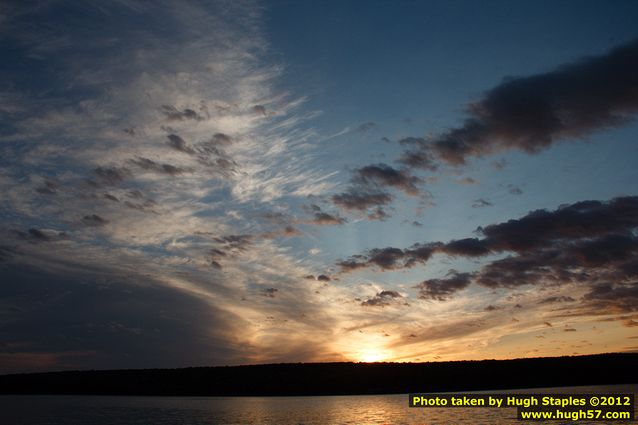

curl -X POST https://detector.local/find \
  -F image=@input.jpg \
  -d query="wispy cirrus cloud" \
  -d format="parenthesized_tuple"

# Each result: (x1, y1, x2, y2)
(0, 0, 349, 372)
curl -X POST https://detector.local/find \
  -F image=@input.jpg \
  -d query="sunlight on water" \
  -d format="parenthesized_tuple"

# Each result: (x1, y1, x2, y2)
(1, 384, 635, 425)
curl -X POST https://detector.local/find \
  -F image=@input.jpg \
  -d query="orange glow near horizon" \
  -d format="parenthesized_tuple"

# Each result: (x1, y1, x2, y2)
(356, 348, 389, 363)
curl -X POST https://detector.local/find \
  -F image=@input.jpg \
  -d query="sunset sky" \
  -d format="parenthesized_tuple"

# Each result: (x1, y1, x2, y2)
(1, 0, 638, 373)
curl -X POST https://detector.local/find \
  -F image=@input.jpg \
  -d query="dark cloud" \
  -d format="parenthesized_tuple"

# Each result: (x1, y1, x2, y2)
(415, 271, 472, 301)
(396, 137, 439, 171)
(339, 197, 638, 312)
(332, 163, 426, 220)
(14, 228, 67, 243)
(478, 197, 638, 252)
(213, 158, 237, 172)
(317, 275, 331, 282)
(205, 234, 255, 269)
(332, 189, 393, 214)
(262, 226, 302, 239)
(130, 157, 185, 175)
(406, 39, 638, 166)
(356, 122, 376, 133)
(310, 212, 346, 225)
(472, 198, 493, 208)
(538, 296, 576, 304)
(35, 179, 58, 195)
(338, 242, 441, 272)
(484, 305, 501, 311)
(457, 177, 478, 185)
(213, 234, 253, 251)
(492, 159, 508, 170)
(263, 287, 278, 298)
(353, 163, 421, 196)
(92, 166, 131, 186)
(82, 214, 108, 227)
(122, 192, 157, 212)
(252, 105, 267, 116)
(361, 290, 402, 307)
(210, 133, 233, 146)
(27, 228, 54, 242)
(167, 134, 195, 154)
(209, 248, 227, 270)
(341, 197, 638, 272)
(366, 206, 391, 221)
(582, 283, 638, 314)
(160, 105, 204, 121)
(507, 184, 523, 195)
(303, 204, 347, 226)
(440, 238, 491, 257)
(0, 263, 248, 373)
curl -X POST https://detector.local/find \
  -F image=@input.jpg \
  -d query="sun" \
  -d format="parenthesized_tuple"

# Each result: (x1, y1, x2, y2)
(358, 349, 387, 363)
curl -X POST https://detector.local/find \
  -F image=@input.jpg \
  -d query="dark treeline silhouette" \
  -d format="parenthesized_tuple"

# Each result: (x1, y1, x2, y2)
(1, 353, 636, 396)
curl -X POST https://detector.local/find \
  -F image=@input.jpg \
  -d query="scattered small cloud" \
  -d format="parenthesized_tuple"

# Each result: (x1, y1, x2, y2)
(472, 198, 493, 208)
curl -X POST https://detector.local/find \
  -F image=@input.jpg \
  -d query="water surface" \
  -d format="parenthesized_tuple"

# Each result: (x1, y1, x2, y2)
(1, 384, 635, 424)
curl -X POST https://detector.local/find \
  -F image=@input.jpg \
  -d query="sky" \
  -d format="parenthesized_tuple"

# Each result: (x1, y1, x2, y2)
(1, 0, 638, 374)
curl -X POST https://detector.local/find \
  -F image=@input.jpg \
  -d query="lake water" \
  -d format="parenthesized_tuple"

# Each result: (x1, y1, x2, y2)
(1, 384, 635, 424)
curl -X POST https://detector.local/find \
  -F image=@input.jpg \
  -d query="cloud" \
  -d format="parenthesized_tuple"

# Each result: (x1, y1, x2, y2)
(582, 283, 638, 314)
(130, 157, 186, 175)
(340, 196, 638, 272)
(415, 271, 472, 301)
(440, 238, 491, 257)
(210, 133, 233, 146)
(213, 234, 254, 251)
(0, 0, 358, 372)
(331, 163, 426, 220)
(457, 177, 478, 185)
(396, 137, 439, 171)
(507, 184, 523, 195)
(405, 38, 638, 166)
(484, 305, 501, 312)
(356, 121, 376, 133)
(82, 214, 108, 227)
(0, 261, 251, 373)
(263, 287, 278, 298)
(361, 290, 402, 307)
(472, 198, 493, 208)
(309, 212, 347, 225)
(35, 179, 58, 195)
(167, 134, 196, 155)
(338, 242, 442, 272)
(538, 296, 576, 304)
(160, 105, 205, 122)
(13, 228, 67, 243)
(92, 166, 131, 186)
(492, 159, 508, 170)
(339, 197, 638, 312)
(353, 163, 422, 196)
(332, 189, 392, 213)
(303, 204, 347, 226)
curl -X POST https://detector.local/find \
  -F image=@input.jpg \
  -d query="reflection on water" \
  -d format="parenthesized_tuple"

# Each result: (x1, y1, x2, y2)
(1, 384, 635, 425)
